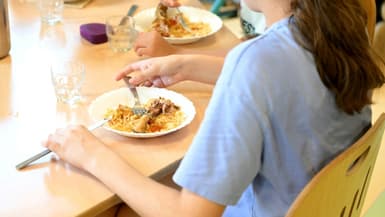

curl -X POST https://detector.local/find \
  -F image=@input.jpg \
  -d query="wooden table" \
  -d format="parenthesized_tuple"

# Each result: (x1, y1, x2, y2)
(0, 0, 240, 216)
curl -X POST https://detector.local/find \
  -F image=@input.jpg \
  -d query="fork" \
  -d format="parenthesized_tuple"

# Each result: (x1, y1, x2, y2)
(123, 76, 147, 115)
(175, 7, 193, 34)
(119, 4, 138, 25)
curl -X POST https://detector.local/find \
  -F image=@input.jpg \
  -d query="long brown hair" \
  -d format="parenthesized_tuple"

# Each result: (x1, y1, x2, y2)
(289, 0, 385, 114)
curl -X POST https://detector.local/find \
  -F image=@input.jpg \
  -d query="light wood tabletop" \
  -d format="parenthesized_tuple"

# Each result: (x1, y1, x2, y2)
(0, 0, 239, 216)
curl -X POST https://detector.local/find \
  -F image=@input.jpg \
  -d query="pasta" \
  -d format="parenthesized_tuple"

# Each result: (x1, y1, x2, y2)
(151, 4, 211, 38)
(105, 97, 185, 133)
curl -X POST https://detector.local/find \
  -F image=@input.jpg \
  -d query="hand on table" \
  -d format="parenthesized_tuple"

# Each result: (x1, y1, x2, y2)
(42, 125, 108, 171)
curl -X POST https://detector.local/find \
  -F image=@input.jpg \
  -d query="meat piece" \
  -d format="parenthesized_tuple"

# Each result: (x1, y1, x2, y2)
(155, 3, 168, 19)
(132, 114, 150, 133)
(161, 98, 179, 113)
(146, 97, 179, 117)
(152, 3, 170, 37)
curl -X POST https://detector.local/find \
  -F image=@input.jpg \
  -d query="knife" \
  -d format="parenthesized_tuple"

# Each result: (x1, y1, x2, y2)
(15, 118, 110, 170)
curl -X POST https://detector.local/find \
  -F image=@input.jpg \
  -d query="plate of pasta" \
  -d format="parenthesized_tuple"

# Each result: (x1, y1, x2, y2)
(134, 6, 223, 44)
(88, 87, 196, 138)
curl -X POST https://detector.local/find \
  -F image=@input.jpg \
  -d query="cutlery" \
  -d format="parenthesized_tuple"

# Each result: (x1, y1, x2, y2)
(15, 118, 110, 170)
(119, 4, 138, 25)
(175, 7, 193, 34)
(123, 76, 147, 115)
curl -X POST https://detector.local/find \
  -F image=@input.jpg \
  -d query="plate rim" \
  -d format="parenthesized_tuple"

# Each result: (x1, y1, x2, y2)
(133, 6, 223, 44)
(88, 87, 196, 138)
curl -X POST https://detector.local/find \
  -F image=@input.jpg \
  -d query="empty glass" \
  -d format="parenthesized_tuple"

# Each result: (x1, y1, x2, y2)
(37, 0, 64, 25)
(106, 15, 138, 52)
(50, 61, 85, 105)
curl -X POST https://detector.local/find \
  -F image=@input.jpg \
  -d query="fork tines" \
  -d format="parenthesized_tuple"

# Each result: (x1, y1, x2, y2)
(175, 8, 193, 33)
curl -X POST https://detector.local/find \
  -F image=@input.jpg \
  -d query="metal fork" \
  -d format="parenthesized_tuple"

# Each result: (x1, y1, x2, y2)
(123, 76, 147, 115)
(119, 4, 138, 25)
(175, 7, 193, 34)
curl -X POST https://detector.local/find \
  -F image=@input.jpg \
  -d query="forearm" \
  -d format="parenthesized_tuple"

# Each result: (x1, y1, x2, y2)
(85, 145, 224, 217)
(173, 47, 230, 57)
(177, 54, 225, 84)
(86, 148, 182, 217)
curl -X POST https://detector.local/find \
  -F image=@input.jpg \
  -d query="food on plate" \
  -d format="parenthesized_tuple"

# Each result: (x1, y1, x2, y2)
(151, 3, 211, 38)
(105, 97, 185, 133)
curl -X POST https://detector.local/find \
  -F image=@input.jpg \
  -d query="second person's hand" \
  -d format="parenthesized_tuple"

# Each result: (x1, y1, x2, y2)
(134, 31, 178, 57)
(160, 0, 181, 7)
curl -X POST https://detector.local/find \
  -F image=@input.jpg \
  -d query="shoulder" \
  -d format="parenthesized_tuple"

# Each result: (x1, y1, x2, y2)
(216, 17, 318, 109)
(220, 18, 303, 86)
(232, 19, 296, 61)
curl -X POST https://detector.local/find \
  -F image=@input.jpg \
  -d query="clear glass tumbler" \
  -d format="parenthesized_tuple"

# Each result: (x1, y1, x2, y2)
(37, 0, 64, 25)
(106, 15, 138, 52)
(50, 61, 85, 105)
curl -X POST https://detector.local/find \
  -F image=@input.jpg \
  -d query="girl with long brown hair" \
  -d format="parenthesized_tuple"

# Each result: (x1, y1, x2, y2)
(43, 0, 384, 216)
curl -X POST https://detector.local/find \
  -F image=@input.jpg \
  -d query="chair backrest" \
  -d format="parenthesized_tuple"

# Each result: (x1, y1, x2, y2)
(286, 113, 385, 217)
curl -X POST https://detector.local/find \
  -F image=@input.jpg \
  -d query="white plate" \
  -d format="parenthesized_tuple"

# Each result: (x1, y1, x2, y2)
(88, 87, 196, 138)
(134, 6, 223, 44)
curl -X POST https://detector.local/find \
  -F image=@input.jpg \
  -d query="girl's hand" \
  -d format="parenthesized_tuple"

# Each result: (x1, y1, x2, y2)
(42, 125, 108, 171)
(115, 55, 187, 88)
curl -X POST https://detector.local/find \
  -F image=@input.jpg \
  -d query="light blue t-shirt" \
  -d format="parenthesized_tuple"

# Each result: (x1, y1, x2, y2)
(173, 17, 371, 217)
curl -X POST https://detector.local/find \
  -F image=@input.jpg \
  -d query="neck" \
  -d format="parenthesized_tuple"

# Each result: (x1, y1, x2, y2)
(261, 1, 292, 28)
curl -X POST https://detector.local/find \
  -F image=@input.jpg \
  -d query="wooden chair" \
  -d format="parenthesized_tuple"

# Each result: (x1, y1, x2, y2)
(363, 189, 385, 217)
(286, 113, 385, 217)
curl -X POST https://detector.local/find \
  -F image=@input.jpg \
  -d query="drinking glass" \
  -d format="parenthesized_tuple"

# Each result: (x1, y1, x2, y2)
(50, 61, 85, 105)
(106, 15, 138, 52)
(37, 0, 64, 25)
